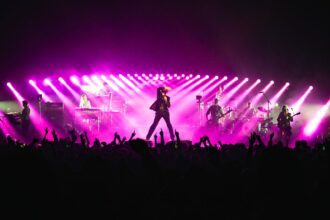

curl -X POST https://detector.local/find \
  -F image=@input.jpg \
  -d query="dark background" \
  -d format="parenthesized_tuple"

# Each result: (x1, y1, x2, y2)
(0, 0, 329, 98)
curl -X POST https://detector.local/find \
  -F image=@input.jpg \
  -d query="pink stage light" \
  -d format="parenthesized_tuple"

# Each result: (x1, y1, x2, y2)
(223, 77, 238, 90)
(91, 75, 104, 87)
(44, 78, 51, 86)
(126, 75, 143, 88)
(235, 79, 261, 107)
(7, 82, 24, 104)
(70, 76, 80, 86)
(172, 75, 209, 102)
(222, 78, 249, 105)
(100, 75, 119, 91)
(250, 80, 274, 106)
(58, 77, 80, 100)
(82, 75, 99, 93)
(202, 76, 228, 98)
(304, 99, 330, 136)
(119, 74, 141, 93)
(46, 80, 76, 109)
(267, 82, 290, 109)
(171, 75, 200, 94)
(291, 86, 313, 112)
(29, 80, 52, 102)
(7, 82, 54, 137)
(110, 75, 133, 95)
(195, 76, 219, 96)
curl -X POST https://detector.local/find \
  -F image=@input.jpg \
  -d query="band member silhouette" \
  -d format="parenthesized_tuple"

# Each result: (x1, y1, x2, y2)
(277, 105, 293, 145)
(206, 98, 224, 127)
(146, 87, 175, 141)
(21, 100, 31, 136)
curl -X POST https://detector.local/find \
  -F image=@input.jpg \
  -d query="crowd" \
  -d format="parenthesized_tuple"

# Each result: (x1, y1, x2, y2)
(0, 128, 328, 219)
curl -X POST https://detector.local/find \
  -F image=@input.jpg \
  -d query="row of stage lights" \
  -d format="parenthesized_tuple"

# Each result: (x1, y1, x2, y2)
(6, 73, 326, 138)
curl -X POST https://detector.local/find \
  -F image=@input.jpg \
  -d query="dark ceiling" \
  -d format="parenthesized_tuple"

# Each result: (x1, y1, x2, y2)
(0, 0, 329, 97)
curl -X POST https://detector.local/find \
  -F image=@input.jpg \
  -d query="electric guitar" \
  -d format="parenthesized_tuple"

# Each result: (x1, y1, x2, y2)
(277, 112, 301, 130)
(207, 109, 233, 125)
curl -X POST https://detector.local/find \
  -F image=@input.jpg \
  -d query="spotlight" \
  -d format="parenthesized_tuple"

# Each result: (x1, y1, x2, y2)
(205, 75, 209, 79)
(197, 74, 201, 78)
(58, 77, 65, 83)
(189, 74, 193, 78)
(286, 82, 290, 86)
(70, 76, 80, 85)
(44, 78, 51, 85)
(309, 86, 313, 90)
(6, 82, 11, 87)
(224, 76, 228, 80)
(257, 79, 261, 83)
(215, 76, 219, 79)
(181, 74, 185, 77)
(270, 80, 275, 84)
(29, 80, 35, 85)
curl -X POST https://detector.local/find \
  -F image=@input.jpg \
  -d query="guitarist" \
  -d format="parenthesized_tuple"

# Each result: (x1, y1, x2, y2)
(277, 105, 293, 145)
(206, 98, 224, 127)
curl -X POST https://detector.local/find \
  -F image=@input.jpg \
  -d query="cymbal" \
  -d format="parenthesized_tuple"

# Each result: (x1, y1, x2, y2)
(257, 106, 270, 113)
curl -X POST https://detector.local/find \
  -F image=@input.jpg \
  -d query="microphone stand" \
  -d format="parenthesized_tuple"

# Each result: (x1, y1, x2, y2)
(260, 92, 271, 119)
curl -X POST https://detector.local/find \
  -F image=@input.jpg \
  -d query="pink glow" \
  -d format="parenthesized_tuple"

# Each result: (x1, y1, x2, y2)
(44, 78, 51, 86)
(100, 75, 119, 91)
(70, 76, 81, 86)
(172, 75, 209, 102)
(202, 76, 228, 98)
(119, 74, 141, 93)
(250, 81, 274, 106)
(110, 75, 133, 95)
(58, 77, 81, 101)
(124, 74, 143, 88)
(222, 78, 249, 105)
(7, 82, 55, 139)
(195, 76, 218, 97)
(7, 82, 24, 104)
(266, 82, 290, 109)
(291, 86, 314, 112)
(304, 99, 330, 136)
(47, 81, 76, 109)
(170, 75, 200, 94)
(223, 77, 238, 90)
(29, 80, 52, 102)
(235, 79, 261, 107)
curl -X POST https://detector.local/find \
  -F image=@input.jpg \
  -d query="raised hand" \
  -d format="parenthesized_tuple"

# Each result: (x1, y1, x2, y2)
(159, 128, 164, 136)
